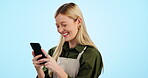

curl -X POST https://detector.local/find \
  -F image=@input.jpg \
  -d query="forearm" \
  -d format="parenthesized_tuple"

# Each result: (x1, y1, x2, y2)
(36, 68, 45, 78)
(55, 67, 68, 78)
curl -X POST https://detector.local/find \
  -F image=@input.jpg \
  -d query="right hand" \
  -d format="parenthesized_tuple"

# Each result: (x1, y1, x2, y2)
(32, 51, 44, 70)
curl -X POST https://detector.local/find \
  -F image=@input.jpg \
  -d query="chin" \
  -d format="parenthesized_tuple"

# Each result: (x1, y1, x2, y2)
(64, 39, 70, 42)
(64, 38, 71, 42)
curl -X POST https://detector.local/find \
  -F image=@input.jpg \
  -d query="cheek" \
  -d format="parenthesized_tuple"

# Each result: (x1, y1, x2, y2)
(71, 27, 78, 36)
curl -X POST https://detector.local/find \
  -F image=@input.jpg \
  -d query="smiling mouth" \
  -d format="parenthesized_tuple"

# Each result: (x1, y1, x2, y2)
(62, 33, 68, 37)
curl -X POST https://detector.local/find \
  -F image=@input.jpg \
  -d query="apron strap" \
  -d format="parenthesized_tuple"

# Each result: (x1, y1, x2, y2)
(77, 46, 87, 60)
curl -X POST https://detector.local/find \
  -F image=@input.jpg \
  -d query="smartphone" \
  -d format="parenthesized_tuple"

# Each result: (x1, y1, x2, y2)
(30, 43, 46, 64)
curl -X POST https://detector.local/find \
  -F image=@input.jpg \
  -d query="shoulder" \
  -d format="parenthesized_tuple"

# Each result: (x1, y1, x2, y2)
(80, 45, 102, 63)
(79, 45, 103, 71)
(84, 46, 101, 57)
(48, 46, 57, 56)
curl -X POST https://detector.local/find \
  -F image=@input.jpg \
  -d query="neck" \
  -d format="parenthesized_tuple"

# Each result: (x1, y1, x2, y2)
(68, 39, 78, 48)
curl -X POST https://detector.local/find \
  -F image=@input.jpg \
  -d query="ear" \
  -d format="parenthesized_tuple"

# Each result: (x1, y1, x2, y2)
(76, 17, 82, 26)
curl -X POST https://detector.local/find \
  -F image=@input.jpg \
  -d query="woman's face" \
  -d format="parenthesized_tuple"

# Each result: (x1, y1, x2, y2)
(55, 14, 80, 42)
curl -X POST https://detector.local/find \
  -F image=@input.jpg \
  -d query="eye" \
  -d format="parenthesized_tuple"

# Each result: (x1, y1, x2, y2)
(56, 25, 60, 28)
(62, 24, 67, 27)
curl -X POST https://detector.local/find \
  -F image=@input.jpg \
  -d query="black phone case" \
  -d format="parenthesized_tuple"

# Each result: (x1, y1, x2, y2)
(30, 43, 46, 64)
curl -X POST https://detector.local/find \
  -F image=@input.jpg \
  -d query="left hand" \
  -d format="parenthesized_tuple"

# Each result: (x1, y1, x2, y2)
(38, 49, 60, 73)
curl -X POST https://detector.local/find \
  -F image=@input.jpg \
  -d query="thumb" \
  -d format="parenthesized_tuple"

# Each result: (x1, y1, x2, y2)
(32, 51, 35, 57)
(41, 49, 52, 58)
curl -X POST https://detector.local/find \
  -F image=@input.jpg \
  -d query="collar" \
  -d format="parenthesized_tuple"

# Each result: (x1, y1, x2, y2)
(63, 42, 86, 53)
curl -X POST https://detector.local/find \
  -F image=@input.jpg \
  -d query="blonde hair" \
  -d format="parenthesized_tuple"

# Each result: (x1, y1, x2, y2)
(53, 3, 97, 60)
(49, 3, 101, 76)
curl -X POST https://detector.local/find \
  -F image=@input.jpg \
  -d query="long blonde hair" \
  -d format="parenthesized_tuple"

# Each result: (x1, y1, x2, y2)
(53, 3, 97, 60)
(49, 3, 103, 77)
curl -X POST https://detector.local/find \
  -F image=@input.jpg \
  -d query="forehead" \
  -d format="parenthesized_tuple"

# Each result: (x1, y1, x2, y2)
(55, 14, 73, 24)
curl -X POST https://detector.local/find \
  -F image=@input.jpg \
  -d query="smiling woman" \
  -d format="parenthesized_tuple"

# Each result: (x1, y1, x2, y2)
(55, 14, 80, 42)
(32, 2, 103, 78)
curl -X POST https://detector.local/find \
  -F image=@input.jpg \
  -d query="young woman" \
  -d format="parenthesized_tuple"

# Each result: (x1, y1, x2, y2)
(32, 2, 103, 78)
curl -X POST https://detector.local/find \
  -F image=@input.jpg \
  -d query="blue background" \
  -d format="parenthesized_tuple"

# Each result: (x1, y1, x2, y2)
(0, 0, 147, 78)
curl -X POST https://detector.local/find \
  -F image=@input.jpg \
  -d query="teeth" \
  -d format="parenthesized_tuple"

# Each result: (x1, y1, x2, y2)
(63, 33, 68, 36)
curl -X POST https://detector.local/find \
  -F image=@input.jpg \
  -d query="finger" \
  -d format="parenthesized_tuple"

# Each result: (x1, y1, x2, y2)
(44, 63, 49, 69)
(32, 51, 35, 57)
(44, 62, 52, 68)
(41, 49, 52, 58)
(44, 63, 50, 68)
(38, 58, 49, 62)
(33, 61, 44, 66)
(41, 49, 48, 55)
(45, 54, 52, 59)
(33, 61, 40, 65)
(32, 55, 42, 61)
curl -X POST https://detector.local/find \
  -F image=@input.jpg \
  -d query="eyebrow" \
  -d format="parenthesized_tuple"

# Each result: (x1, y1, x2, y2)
(56, 21, 67, 26)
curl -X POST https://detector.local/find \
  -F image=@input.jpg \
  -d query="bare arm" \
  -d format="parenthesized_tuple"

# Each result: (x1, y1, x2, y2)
(36, 68, 45, 78)
(32, 51, 45, 78)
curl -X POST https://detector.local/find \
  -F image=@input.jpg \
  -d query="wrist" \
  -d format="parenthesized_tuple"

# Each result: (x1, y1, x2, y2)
(35, 67, 42, 71)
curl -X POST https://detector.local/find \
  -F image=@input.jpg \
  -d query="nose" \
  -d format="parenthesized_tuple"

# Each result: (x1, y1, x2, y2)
(57, 26, 64, 34)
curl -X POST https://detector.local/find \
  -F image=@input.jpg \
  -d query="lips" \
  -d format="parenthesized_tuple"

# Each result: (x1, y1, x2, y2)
(62, 33, 68, 37)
